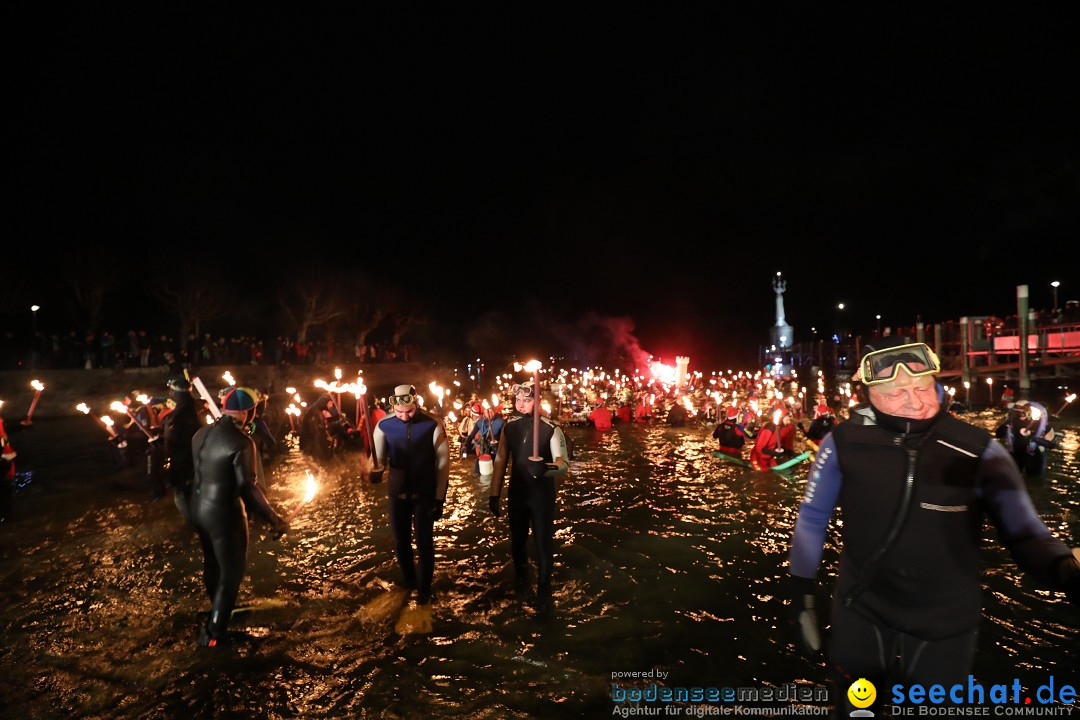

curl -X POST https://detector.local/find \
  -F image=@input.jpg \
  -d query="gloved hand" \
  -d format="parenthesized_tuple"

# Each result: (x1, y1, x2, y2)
(272, 516, 291, 539)
(489, 496, 501, 517)
(369, 466, 384, 484)
(428, 499, 445, 522)
(788, 575, 822, 656)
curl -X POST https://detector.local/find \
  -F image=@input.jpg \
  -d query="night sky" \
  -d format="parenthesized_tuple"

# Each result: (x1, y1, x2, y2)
(8, 10, 1079, 367)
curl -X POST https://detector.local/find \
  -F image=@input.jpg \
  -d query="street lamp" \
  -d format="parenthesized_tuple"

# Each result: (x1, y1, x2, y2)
(1051, 281, 1060, 319)
(31, 305, 40, 333)
(986, 377, 994, 405)
(876, 314, 882, 335)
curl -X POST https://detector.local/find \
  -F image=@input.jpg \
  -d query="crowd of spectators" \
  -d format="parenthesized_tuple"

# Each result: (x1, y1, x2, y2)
(3, 330, 420, 371)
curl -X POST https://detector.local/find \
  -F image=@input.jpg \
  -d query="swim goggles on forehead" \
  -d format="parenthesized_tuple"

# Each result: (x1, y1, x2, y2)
(511, 383, 535, 398)
(389, 393, 417, 406)
(858, 342, 941, 386)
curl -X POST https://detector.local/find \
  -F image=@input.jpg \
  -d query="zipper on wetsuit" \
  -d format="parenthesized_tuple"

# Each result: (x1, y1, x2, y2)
(844, 442, 919, 607)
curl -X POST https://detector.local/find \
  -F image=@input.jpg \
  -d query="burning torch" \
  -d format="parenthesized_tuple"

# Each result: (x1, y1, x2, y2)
(515, 360, 544, 460)
(76, 403, 117, 437)
(27, 380, 45, 421)
(110, 400, 153, 438)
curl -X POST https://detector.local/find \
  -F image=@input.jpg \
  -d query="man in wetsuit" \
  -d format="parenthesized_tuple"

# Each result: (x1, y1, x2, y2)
(488, 381, 570, 605)
(786, 339, 1080, 714)
(163, 377, 200, 523)
(371, 384, 451, 604)
(190, 387, 289, 647)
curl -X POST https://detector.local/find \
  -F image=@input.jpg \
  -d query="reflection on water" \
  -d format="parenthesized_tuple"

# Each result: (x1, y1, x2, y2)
(1, 415, 1077, 718)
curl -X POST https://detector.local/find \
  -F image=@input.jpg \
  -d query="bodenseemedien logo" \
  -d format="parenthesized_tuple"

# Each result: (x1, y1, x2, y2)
(848, 678, 877, 717)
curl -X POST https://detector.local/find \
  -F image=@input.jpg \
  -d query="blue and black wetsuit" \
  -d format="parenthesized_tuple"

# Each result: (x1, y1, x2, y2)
(789, 395, 1075, 714)
(374, 409, 449, 601)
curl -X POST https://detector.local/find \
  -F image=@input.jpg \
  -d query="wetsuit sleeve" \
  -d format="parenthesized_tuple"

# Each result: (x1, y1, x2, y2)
(433, 419, 451, 500)
(373, 419, 388, 470)
(788, 434, 843, 579)
(234, 435, 285, 528)
(490, 426, 510, 498)
(977, 440, 1073, 586)
(545, 427, 570, 477)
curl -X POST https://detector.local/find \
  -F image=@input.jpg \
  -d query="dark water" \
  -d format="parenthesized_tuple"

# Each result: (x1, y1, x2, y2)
(1, 413, 1077, 719)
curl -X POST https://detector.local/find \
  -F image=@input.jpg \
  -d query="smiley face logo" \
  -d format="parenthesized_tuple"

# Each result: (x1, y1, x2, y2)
(847, 678, 876, 709)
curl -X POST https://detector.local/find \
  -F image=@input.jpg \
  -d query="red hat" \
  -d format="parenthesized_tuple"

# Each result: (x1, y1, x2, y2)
(815, 403, 831, 418)
(470, 403, 482, 414)
(726, 406, 739, 419)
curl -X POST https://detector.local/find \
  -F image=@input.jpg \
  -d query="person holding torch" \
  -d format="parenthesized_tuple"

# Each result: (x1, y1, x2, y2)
(488, 380, 569, 607)
(371, 384, 451, 605)
(0, 410, 32, 523)
(189, 387, 289, 647)
(163, 377, 200, 523)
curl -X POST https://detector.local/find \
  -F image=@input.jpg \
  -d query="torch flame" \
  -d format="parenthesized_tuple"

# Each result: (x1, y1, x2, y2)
(222, 371, 235, 386)
(1030, 406, 1042, 421)
(100, 416, 115, 427)
(31, 380, 45, 392)
(136, 394, 151, 405)
(334, 368, 342, 380)
(1066, 394, 1077, 404)
(303, 470, 318, 504)
(110, 401, 128, 414)
(76, 403, 91, 414)
(524, 359, 543, 372)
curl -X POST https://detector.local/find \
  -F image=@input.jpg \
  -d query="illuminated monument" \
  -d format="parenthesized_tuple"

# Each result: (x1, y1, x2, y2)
(769, 273, 794, 376)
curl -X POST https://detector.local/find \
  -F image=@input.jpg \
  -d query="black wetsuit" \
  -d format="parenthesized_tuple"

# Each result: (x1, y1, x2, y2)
(163, 392, 200, 522)
(190, 417, 285, 640)
(377, 409, 441, 599)
(501, 414, 562, 593)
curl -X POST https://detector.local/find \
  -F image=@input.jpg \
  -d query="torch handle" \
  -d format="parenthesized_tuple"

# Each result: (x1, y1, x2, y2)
(192, 377, 223, 419)
(27, 391, 42, 421)
(531, 370, 540, 459)
(361, 393, 376, 465)
(127, 410, 155, 438)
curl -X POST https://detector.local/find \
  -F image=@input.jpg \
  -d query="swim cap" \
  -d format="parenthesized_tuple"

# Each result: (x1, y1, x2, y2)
(221, 387, 257, 412)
